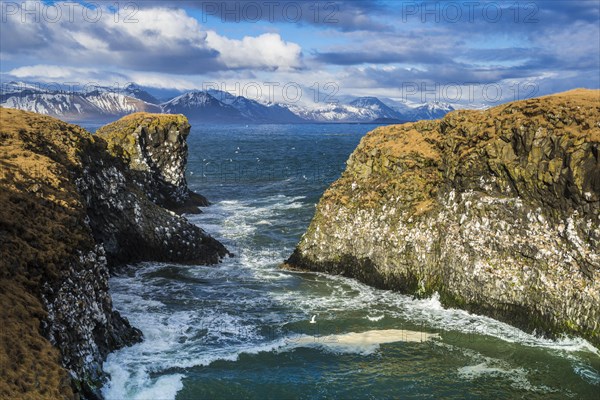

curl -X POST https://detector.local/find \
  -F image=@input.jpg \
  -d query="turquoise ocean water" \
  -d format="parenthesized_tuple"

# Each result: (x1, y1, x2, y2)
(90, 124, 599, 399)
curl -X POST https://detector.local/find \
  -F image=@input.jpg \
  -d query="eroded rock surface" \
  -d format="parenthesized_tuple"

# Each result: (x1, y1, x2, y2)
(0, 109, 227, 399)
(97, 113, 208, 213)
(287, 89, 600, 346)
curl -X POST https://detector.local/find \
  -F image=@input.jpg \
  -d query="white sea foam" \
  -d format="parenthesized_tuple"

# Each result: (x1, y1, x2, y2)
(566, 353, 600, 385)
(458, 361, 558, 393)
(131, 375, 184, 400)
(102, 359, 184, 400)
(104, 191, 599, 399)
(573, 364, 600, 386)
(279, 273, 600, 357)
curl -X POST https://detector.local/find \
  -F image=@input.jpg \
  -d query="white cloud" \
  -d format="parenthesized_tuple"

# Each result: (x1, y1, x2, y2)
(534, 21, 600, 63)
(106, 7, 208, 48)
(6, 64, 199, 91)
(123, 72, 199, 91)
(206, 32, 303, 70)
(0, 2, 303, 74)
(9, 65, 98, 80)
(68, 31, 110, 52)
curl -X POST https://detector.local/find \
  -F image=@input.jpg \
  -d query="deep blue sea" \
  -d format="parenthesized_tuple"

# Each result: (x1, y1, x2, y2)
(87, 124, 599, 399)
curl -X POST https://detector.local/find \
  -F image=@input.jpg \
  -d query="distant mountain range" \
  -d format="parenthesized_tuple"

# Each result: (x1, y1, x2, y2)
(0, 82, 459, 123)
(0, 82, 160, 121)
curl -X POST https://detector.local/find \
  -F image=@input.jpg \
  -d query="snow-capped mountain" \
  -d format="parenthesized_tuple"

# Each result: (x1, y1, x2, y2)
(286, 96, 457, 123)
(349, 97, 400, 117)
(405, 102, 455, 120)
(1, 82, 458, 123)
(230, 96, 304, 123)
(161, 91, 247, 122)
(0, 84, 160, 120)
(206, 89, 238, 105)
(79, 83, 160, 105)
(336, 96, 457, 122)
(1, 81, 44, 95)
(286, 97, 406, 123)
(348, 97, 404, 120)
(166, 89, 303, 123)
(123, 83, 159, 105)
(286, 103, 368, 122)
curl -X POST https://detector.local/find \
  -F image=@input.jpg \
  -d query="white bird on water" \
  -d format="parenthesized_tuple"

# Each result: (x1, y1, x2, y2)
(310, 315, 317, 324)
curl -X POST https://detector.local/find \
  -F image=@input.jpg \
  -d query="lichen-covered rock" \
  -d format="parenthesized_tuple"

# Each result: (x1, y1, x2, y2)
(41, 245, 141, 400)
(0, 108, 228, 398)
(287, 89, 600, 346)
(96, 112, 208, 213)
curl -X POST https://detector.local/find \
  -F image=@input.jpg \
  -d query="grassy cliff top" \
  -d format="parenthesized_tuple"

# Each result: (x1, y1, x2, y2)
(96, 112, 189, 138)
(0, 107, 94, 399)
(96, 112, 190, 161)
(326, 89, 599, 214)
(359, 89, 599, 158)
(0, 107, 94, 169)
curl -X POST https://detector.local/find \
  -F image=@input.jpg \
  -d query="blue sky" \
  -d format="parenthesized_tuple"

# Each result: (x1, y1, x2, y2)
(0, 0, 598, 106)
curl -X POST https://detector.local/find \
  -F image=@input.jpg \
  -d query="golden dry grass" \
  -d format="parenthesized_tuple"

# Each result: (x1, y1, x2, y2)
(0, 107, 97, 399)
(0, 281, 73, 399)
(325, 89, 600, 215)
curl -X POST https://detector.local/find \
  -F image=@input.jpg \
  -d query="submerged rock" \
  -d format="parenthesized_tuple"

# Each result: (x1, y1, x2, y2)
(0, 108, 228, 399)
(287, 89, 600, 346)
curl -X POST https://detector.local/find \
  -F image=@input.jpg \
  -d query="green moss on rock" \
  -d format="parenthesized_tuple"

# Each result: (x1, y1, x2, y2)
(96, 112, 189, 165)
(287, 89, 600, 347)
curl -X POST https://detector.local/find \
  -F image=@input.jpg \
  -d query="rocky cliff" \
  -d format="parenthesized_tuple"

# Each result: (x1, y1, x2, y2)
(0, 108, 227, 399)
(96, 113, 209, 214)
(287, 89, 600, 346)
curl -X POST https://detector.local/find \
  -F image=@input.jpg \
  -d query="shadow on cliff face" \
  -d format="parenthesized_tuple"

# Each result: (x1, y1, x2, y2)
(79, 134, 229, 268)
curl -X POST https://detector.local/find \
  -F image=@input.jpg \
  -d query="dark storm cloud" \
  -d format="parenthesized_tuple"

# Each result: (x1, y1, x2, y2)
(305, 0, 599, 92)
(349, 64, 539, 88)
(386, 1, 599, 32)
(462, 48, 538, 63)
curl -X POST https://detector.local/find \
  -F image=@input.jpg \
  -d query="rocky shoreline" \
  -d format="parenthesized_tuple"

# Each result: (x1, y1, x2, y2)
(287, 89, 600, 347)
(0, 109, 228, 399)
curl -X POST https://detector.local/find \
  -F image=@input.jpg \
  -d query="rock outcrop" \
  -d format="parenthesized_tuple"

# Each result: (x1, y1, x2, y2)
(96, 113, 208, 213)
(87, 113, 226, 266)
(287, 89, 600, 346)
(0, 108, 228, 399)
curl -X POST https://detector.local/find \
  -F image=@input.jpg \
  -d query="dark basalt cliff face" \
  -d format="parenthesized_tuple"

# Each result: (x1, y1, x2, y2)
(87, 113, 227, 267)
(96, 113, 209, 214)
(287, 89, 600, 346)
(0, 109, 228, 399)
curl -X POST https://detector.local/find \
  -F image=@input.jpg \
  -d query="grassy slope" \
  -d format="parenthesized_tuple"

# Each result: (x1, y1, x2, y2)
(0, 107, 99, 399)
